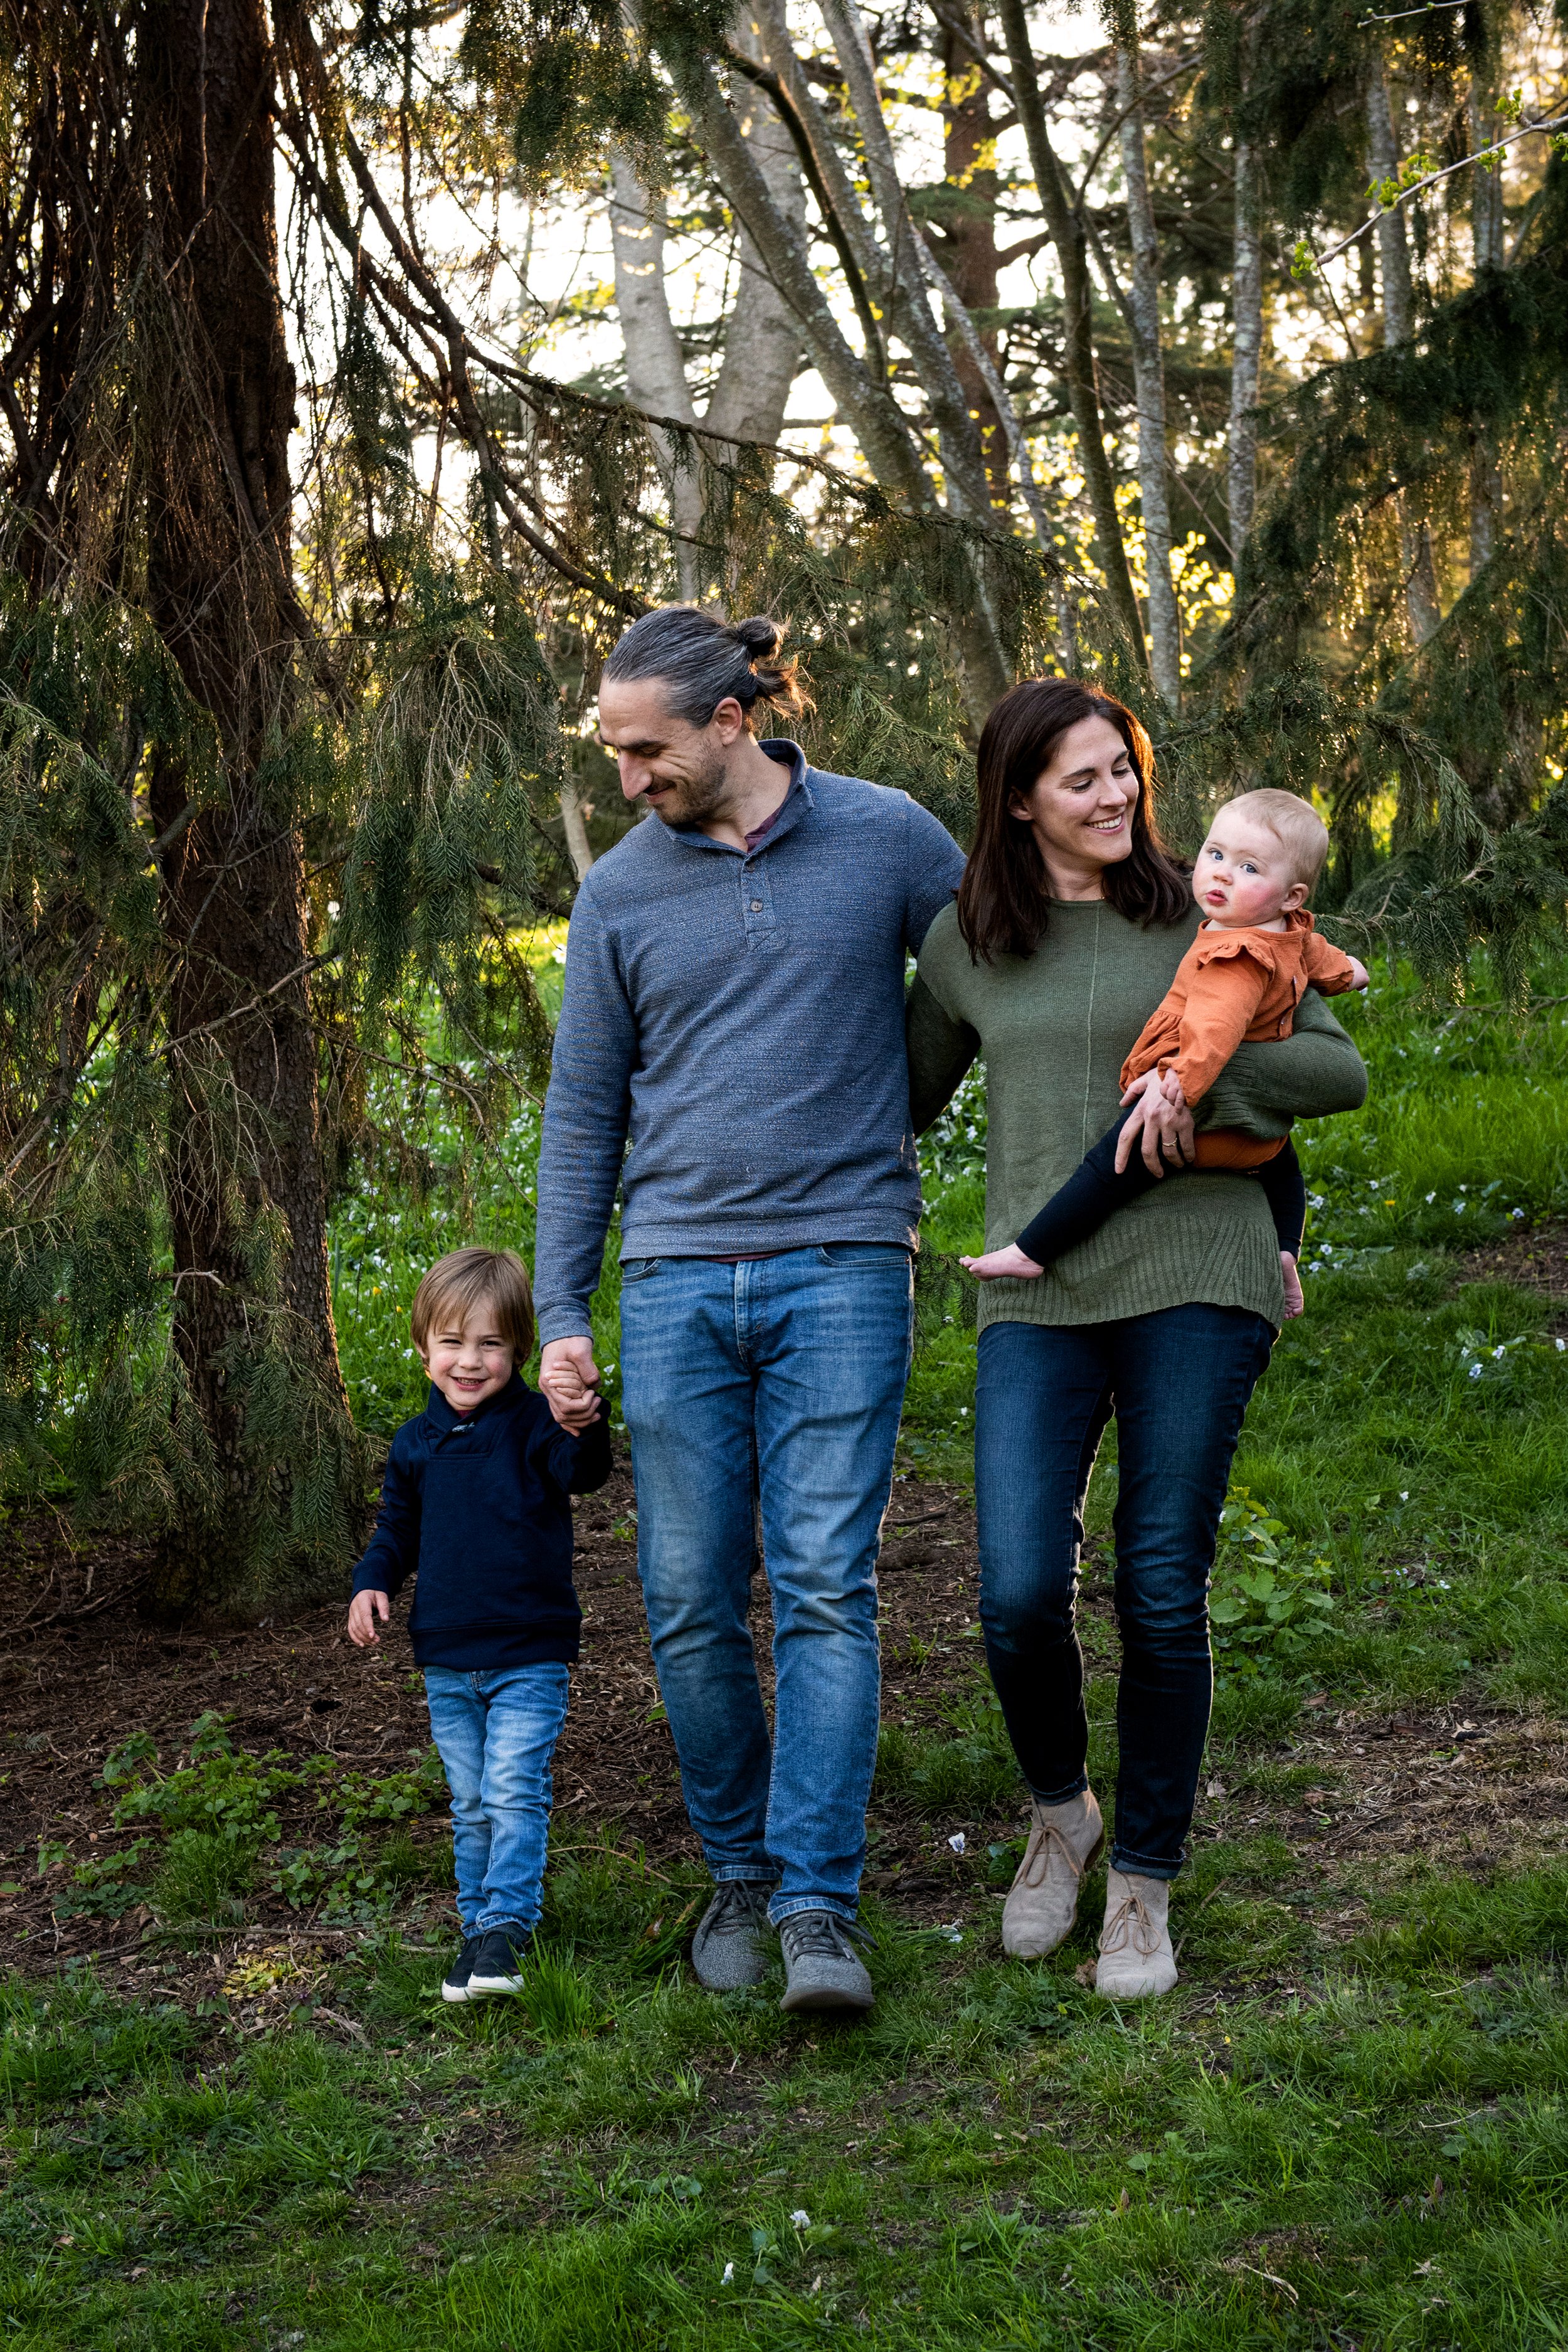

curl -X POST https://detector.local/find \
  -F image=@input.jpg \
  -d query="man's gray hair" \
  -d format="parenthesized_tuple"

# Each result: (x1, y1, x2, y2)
(601, 605, 808, 729)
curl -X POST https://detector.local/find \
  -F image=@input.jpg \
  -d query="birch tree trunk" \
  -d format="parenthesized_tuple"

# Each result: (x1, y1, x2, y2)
(1116, 38, 1179, 709)
(1466, 82, 1503, 581)
(1226, 131, 1263, 558)
(705, 11, 803, 448)
(996, 0, 1146, 667)
(608, 149, 702, 600)
(815, 0, 999, 535)
(559, 776, 595, 880)
(1367, 60, 1440, 645)
(609, 11, 803, 598)
(658, 18, 1014, 716)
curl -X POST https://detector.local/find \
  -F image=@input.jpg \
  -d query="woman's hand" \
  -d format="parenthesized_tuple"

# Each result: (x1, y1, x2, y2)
(960, 1242, 1045, 1283)
(1115, 1068, 1195, 1177)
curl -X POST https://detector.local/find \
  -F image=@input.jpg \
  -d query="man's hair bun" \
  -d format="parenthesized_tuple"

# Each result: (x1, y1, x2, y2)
(734, 615, 783, 660)
(603, 603, 811, 729)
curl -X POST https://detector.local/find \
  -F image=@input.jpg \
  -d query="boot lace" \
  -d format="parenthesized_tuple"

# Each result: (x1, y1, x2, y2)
(1099, 1892, 1162, 1959)
(778, 1910, 871, 1965)
(1019, 1820, 1088, 1892)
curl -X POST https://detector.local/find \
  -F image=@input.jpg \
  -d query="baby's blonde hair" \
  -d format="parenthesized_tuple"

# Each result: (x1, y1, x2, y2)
(411, 1246, 535, 1360)
(1213, 788, 1330, 892)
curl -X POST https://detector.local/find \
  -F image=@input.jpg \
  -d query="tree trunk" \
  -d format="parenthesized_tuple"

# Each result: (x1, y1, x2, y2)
(559, 776, 595, 880)
(1226, 133, 1263, 558)
(140, 0, 353, 1615)
(996, 0, 1146, 667)
(1116, 38, 1179, 709)
(815, 0, 1005, 538)
(937, 3, 1006, 508)
(705, 10, 803, 449)
(664, 18, 1012, 719)
(1367, 58, 1439, 645)
(661, 34, 928, 507)
(608, 147, 702, 598)
(610, 11, 803, 593)
(1466, 83, 1503, 581)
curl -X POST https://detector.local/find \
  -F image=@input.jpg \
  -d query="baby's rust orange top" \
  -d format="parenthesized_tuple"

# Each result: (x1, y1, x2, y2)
(1121, 910, 1361, 1108)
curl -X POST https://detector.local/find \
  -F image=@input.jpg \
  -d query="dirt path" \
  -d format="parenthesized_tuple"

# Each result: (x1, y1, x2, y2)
(3, 1459, 1564, 1991)
(1457, 1217, 1568, 1317)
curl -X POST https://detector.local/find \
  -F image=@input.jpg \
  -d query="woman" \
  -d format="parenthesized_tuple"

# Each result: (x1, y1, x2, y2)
(907, 679, 1365, 1997)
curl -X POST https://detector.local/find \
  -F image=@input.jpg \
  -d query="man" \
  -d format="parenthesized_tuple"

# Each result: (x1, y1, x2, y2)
(532, 605, 965, 2013)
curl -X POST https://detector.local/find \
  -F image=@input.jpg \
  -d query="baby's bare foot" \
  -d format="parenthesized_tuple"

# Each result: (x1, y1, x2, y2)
(959, 1244, 1045, 1283)
(1280, 1252, 1305, 1318)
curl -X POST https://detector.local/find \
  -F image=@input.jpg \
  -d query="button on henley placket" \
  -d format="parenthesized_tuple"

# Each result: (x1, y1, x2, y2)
(740, 847, 778, 948)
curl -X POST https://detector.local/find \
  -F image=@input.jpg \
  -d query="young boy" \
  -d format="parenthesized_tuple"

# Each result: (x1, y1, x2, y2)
(347, 1246, 611, 2002)
(962, 789, 1369, 1316)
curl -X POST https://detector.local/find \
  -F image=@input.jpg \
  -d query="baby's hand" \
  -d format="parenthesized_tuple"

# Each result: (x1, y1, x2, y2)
(348, 1589, 389, 1648)
(960, 1243, 1044, 1282)
(1347, 956, 1370, 990)
(1120, 1066, 1163, 1108)
(1280, 1252, 1305, 1318)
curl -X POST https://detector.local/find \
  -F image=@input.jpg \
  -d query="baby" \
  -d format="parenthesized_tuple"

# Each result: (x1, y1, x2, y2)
(962, 789, 1369, 1316)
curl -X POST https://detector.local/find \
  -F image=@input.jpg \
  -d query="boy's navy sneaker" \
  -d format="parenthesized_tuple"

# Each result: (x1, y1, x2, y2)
(467, 1922, 533, 1996)
(442, 1932, 486, 2004)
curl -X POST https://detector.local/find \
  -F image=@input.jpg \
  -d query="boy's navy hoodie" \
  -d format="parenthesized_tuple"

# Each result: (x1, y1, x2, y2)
(351, 1374, 612, 1670)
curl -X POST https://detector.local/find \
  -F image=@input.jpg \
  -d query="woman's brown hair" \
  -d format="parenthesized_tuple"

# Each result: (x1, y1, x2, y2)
(955, 677, 1191, 963)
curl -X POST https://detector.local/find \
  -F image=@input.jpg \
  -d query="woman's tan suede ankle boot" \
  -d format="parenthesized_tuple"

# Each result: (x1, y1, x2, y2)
(1001, 1788, 1104, 1959)
(1094, 1867, 1178, 1998)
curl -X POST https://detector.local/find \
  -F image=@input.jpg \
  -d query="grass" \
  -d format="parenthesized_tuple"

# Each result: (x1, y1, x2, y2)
(5, 949, 1568, 2344)
(6, 1857, 1568, 2346)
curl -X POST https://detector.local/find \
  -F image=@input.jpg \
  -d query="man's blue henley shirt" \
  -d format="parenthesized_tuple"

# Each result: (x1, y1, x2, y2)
(532, 740, 967, 1342)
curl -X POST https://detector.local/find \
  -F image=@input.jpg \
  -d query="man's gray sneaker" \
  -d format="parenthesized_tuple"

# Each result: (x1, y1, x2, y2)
(691, 1880, 775, 1989)
(778, 1909, 874, 2013)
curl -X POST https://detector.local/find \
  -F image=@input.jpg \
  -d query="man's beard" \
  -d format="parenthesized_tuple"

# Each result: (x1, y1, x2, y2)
(644, 742, 729, 826)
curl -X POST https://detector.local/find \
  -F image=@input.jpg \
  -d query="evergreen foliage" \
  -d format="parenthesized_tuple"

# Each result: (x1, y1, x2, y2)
(0, 0, 1563, 1601)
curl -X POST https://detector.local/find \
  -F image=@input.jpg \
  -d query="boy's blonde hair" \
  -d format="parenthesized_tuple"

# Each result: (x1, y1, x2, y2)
(1214, 788, 1330, 892)
(411, 1247, 536, 1360)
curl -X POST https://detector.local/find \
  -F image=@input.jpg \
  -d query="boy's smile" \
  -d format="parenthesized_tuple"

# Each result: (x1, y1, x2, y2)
(420, 1300, 516, 1414)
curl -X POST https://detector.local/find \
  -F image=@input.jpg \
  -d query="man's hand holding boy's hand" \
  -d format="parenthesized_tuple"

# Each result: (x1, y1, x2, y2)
(348, 1589, 389, 1647)
(539, 1337, 603, 1433)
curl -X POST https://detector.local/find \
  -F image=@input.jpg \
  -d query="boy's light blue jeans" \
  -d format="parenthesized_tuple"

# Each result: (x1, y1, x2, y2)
(617, 1243, 913, 1926)
(422, 1664, 570, 1934)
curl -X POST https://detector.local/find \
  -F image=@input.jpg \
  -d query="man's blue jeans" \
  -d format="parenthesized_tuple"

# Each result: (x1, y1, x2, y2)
(618, 1244, 913, 1924)
(975, 1305, 1274, 1880)
(423, 1663, 571, 1933)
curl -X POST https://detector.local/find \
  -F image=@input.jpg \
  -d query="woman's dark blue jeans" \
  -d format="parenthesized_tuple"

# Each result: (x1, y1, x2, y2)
(975, 1304, 1274, 1880)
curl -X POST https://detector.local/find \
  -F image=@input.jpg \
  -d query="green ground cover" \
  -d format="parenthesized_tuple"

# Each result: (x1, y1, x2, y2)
(4, 952, 1567, 2346)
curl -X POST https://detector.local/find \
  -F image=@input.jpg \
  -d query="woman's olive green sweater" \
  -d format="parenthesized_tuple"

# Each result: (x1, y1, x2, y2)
(908, 899, 1368, 1334)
